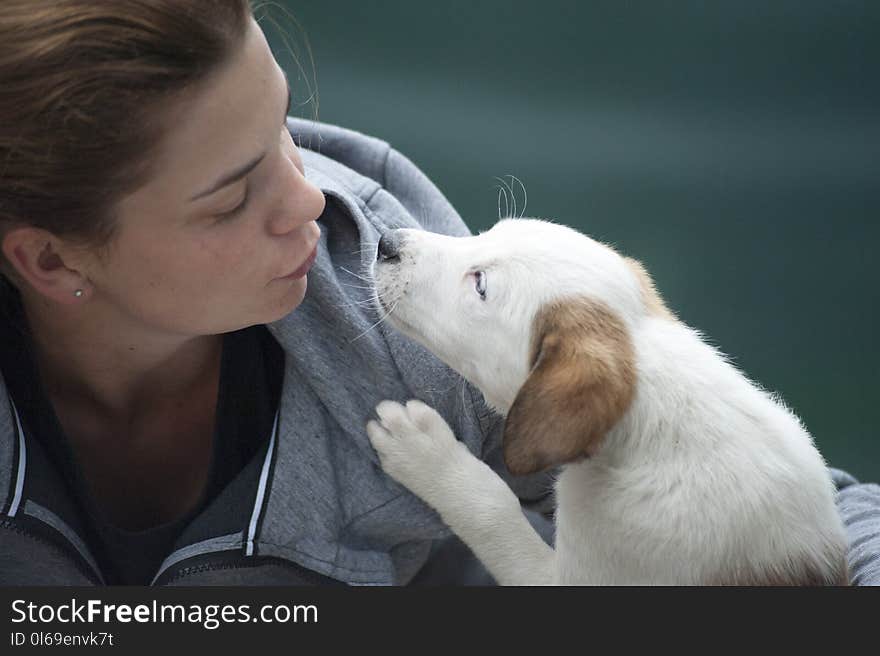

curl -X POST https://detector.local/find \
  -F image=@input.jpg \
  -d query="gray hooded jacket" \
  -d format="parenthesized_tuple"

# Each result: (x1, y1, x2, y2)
(1, 118, 878, 585)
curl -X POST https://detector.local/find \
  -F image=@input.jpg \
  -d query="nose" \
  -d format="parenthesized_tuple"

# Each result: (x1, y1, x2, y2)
(268, 156, 326, 236)
(377, 230, 402, 262)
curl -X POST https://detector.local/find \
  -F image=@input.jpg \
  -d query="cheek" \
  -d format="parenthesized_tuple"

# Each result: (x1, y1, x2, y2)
(197, 235, 245, 266)
(108, 232, 262, 303)
(195, 222, 268, 275)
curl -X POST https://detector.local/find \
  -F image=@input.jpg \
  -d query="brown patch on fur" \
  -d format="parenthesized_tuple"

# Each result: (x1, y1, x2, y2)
(624, 257, 675, 320)
(709, 554, 850, 586)
(502, 296, 637, 475)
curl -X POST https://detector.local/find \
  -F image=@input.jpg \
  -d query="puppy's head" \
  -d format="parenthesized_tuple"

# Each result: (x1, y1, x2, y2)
(371, 218, 670, 474)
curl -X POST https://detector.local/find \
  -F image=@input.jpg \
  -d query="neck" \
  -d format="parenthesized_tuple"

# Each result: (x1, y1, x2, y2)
(600, 317, 725, 465)
(21, 291, 223, 423)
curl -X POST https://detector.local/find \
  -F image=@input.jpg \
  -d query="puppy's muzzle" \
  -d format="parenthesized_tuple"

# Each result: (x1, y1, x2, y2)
(377, 230, 403, 263)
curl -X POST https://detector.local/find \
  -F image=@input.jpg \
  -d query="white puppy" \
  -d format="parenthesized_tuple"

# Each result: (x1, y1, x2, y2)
(366, 219, 848, 585)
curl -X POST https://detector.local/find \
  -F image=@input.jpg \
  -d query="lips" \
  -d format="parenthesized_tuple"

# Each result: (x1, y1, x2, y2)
(279, 244, 318, 280)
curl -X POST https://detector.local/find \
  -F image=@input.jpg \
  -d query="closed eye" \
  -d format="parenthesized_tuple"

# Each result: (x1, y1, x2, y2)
(214, 186, 249, 221)
(203, 75, 290, 220)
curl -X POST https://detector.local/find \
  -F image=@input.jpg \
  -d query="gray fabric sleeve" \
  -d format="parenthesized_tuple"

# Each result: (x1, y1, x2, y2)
(830, 468, 880, 586)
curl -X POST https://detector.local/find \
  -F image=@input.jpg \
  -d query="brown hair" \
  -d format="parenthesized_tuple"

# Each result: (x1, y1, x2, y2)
(0, 0, 251, 256)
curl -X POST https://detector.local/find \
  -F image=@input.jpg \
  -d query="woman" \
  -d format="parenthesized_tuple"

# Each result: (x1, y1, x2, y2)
(0, 0, 553, 585)
(0, 1, 875, 585)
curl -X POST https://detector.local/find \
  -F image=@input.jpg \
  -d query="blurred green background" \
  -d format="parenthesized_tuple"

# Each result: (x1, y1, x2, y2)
(265, 1, 879, 481)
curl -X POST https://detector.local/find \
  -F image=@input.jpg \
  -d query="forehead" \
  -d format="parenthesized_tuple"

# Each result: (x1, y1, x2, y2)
(479, 219, 618, 265)
(120, 19, 283, 210)
(473, 219, 641, 314)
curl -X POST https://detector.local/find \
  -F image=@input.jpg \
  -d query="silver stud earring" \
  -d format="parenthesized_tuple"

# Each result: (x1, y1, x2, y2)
(74, 289, 83, 298)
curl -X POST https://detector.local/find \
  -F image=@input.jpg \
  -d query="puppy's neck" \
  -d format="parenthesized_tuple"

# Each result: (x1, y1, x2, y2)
(599, 317, 736, 464)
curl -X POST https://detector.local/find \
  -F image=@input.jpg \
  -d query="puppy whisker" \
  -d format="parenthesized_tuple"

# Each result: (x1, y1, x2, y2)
(495, 175, 524, 219)
(508, 174, 528, 218)
(338, 266, 375, 284)
(326, 295, 381, 312)
(349, 294, 402, 343)
(350, 241, 379, 256)
(338, 281, 376, 291)
(495, 180, 510, 220)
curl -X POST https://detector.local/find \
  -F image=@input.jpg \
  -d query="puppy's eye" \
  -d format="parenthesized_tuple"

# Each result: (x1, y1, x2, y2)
(474, 270, 487, 300)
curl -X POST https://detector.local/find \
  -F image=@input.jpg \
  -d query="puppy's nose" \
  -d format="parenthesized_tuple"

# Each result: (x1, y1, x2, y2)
(377, 230, 402, 262)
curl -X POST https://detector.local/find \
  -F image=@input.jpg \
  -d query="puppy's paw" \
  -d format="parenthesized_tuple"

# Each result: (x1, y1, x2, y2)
(367, 399, 465, 494)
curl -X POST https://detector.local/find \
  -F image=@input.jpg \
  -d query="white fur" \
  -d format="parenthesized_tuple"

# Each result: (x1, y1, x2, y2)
(366, 218, 847, 585)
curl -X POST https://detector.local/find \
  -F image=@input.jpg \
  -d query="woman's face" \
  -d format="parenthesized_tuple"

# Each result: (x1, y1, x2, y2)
(78, 18, 326, 337)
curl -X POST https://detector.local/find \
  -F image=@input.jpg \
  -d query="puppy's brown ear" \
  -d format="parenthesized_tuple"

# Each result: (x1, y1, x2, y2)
(503, 297, 636, 475)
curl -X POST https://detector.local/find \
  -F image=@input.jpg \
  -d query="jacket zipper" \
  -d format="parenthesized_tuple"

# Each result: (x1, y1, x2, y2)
(157, 560, 257, 585)
(156, 554, 345, 586)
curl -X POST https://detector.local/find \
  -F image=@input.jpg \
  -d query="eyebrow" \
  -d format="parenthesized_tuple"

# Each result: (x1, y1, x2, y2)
(189, 75, 292, 202)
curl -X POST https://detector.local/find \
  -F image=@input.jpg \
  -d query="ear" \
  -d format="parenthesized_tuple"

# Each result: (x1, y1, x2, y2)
(1, 226, 90, 304)
(502, 297, 637, 475)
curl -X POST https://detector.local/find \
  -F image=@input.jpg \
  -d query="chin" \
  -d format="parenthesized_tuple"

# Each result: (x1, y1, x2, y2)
(265, 275, 308, 323)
